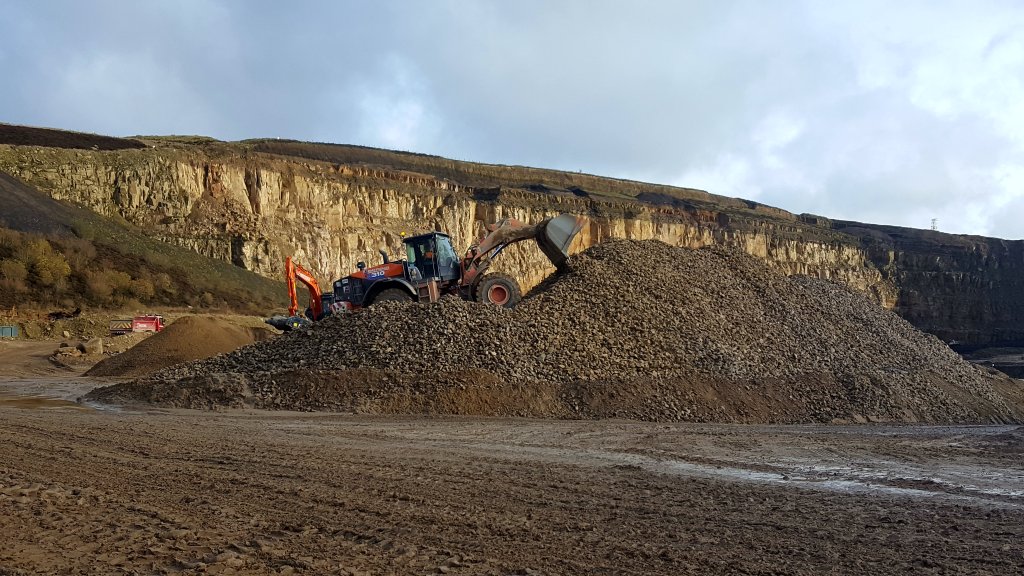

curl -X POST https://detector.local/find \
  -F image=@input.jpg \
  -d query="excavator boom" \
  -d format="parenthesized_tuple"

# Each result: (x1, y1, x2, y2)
(285, 256, 324, 319)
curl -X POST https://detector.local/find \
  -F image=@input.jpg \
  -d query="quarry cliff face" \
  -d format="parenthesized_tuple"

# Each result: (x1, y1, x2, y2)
(1, 142, 1020, 345)
(0, 145, 891, 298)
(835, 222, 1024, 346)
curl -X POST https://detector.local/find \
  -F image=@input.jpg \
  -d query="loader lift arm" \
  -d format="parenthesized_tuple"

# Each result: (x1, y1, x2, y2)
(460, 214, 585, 289)
(286, 256, 324, 320)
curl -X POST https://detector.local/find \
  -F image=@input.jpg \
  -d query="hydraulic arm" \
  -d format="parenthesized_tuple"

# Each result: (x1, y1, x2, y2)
(286, 256, 324, 319)
(460, 214, 585, 288)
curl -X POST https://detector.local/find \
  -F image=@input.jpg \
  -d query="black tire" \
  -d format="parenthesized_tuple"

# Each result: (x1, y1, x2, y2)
(475, 273, 521, 308)
(370, 287, 414, 306)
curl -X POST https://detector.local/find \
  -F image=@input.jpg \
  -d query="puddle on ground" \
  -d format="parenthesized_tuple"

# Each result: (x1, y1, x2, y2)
(450, 442, 1023, 507)
(647, 454, 1024, 505)
(0, 394, 94, 411)
(0, 377, 105, 412)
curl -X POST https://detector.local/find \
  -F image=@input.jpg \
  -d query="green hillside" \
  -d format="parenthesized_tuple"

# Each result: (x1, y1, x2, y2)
(0, 171, 286, 312)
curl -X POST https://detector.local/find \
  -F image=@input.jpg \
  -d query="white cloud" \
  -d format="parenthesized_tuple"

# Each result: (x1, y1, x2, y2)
(675, 155, 758, 200)
(353, 57, 438, 151)
(42, 51, 214, 135)
(1, 0, 1023, 239)
(990, 195, 1024, 239)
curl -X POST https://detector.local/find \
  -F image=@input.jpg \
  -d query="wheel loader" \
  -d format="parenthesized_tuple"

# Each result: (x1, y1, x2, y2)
(267, 214, 585, 330)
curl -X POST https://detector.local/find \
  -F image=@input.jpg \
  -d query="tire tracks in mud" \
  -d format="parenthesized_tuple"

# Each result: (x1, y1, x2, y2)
(2, 410, 1023, 575)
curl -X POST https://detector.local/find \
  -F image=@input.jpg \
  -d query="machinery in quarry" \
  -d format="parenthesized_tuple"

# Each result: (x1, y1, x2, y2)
(267, 214, 585, 331)
(109, 315, 165, 336)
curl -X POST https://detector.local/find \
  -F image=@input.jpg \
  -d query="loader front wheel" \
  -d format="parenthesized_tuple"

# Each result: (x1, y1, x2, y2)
(371, 288, 414, 306)
(475, 273, 521, 308)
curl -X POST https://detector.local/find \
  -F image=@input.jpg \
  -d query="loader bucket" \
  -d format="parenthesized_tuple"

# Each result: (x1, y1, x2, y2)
(537, 214, 585, 270)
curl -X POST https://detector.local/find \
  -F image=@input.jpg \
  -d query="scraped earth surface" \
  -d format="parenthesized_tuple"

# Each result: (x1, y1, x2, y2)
(1, 393, 1023, 575)
(2, 347, 1023, 575)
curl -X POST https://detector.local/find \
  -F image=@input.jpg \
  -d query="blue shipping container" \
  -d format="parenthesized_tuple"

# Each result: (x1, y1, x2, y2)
(0, 325, 19, 338)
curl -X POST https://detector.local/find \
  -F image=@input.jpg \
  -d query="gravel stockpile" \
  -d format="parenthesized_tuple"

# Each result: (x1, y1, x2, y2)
(86, 316, 274, 378)
(86, 240, 1024, 423)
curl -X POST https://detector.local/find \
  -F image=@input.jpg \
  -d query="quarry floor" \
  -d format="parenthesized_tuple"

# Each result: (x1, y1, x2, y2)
(1, 341, 1023, 575)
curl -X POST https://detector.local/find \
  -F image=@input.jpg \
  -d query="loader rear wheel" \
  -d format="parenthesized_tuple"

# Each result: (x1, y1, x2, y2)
(371, 288, 414, 306)
(475, 273, 521, 308)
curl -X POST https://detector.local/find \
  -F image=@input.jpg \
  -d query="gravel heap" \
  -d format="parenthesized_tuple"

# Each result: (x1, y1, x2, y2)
(86, 316, 274, 378)
(86, 240, 1024, 423)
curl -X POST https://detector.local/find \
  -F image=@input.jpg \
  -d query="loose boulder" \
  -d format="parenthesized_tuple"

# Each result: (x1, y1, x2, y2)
(78, 337, 103, 355)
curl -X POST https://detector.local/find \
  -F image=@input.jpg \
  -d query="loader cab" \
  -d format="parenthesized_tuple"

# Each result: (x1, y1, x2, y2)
(404, 232, 460, 282)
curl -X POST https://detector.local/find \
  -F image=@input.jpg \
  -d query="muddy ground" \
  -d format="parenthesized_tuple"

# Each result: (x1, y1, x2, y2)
(1, 342, 1023, 575)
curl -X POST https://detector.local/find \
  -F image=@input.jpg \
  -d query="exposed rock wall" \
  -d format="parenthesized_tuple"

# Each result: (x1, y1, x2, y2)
(0, 144, 891, 297)
(4, 142, 1020, 345)
(835, 222, 1024, 345)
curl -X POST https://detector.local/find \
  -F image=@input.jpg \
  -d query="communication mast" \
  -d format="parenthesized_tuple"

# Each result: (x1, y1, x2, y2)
(930, 218, 938, 231)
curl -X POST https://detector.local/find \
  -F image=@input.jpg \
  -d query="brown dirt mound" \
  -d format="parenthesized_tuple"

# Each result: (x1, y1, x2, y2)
(85, 316, 273, 378)
(86, 240, 1024, 423)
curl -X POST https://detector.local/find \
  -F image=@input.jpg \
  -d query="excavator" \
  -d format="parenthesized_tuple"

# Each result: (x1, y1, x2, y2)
(272, 257, 326, 331)
(267, 213, 585, 330)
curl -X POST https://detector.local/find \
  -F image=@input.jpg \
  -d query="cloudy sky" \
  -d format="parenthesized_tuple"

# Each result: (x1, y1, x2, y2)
(2, 1, 1023, 238)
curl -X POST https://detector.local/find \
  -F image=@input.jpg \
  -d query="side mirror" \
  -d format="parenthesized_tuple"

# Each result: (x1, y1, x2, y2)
(357, 261, 365, 271)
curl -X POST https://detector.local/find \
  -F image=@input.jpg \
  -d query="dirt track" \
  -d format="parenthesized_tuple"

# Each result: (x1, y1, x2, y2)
(2, 342, 1023, 574)
(2, 388, 1023, 574)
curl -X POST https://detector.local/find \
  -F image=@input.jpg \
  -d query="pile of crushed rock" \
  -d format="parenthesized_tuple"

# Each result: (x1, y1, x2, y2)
(86, 316, 275, 378)
(86, 240, 1024, 423)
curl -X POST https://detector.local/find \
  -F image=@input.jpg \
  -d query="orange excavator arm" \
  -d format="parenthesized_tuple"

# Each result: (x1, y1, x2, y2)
(286, 256, 324, 319)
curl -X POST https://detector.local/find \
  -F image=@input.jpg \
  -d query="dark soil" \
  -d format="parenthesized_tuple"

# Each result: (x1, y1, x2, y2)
(0, 123, 145, 151)
(2, 408, 1023, 575)
(0, 172, 79, 236)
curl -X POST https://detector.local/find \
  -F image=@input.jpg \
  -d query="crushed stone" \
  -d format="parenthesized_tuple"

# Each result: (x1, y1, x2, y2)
(85, 316, 274, 378)
(86, 240, 1024, 423)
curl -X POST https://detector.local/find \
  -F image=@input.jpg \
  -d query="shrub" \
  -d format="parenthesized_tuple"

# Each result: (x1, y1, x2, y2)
(129, 278, 155, 299)
(11, 238, 72, 288)
(57, 237, 97, 269)
(0, 258, 28, 284)
(31, 251, 71, 287)
(0, 279, 27, 297)
(0, 225, 280, 312)
(199, 291, 215, 307)
(85, 269, 132, 303)
(153, 272, 176, 296)
(15, 237, 50, 263)
(0, 229, 22, 255)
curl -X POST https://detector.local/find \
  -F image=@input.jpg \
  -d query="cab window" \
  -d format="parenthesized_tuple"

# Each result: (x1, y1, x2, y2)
(436, 237, 458, 267)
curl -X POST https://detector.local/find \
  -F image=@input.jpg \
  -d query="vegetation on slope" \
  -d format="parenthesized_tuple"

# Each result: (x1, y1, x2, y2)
(250, 140, 717, 204)
(0, 171, 285, 313)
(0, 226, 283, 313)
